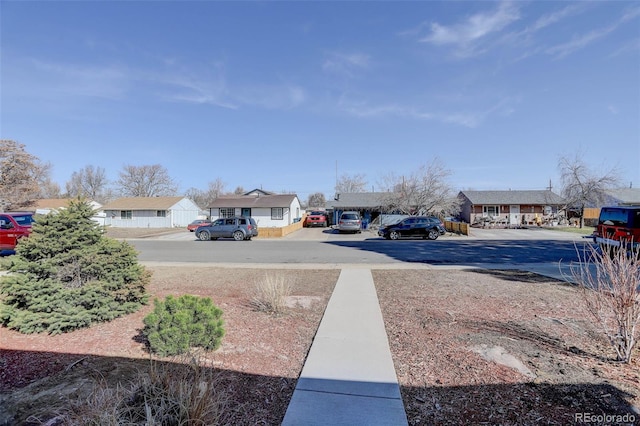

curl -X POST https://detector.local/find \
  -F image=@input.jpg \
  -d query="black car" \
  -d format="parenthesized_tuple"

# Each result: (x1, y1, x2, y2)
(378, 216, 446, 240)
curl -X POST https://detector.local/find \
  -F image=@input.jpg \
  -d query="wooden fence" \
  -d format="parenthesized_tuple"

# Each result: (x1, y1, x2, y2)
(257, 219, 304, 238)
(444, 221, 470, 236)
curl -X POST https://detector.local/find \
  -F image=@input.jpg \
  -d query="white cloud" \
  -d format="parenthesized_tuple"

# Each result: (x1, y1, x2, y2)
(546, 24, 618, 58)
(323, 52, 371, 77)
(28, 59, 129, 100)
(527, 3, 586, 34)
(235, 84, 307, 110)
(546, 7, 640, 58)
(339, 96, 516, 129)
(420, 0, 520, 56)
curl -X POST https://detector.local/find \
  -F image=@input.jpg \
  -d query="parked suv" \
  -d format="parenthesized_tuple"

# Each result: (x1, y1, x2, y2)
(378, 216, 446, 240)
(304, 211, 328, 228)
(593, 206, 640, 252)
(0, 212, 34, 254)
(195, 216, 258, 241)
(337, 211, 362, 233)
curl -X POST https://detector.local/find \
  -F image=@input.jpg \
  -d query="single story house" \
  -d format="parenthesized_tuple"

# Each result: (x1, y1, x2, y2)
(325, 192, 396, 227)
(32, 198, 105, 225)
(208, 193, 301, 228)
(102, 197, 200, 228)
(458, 190, 565, 226)
(604, 188, 640, 206)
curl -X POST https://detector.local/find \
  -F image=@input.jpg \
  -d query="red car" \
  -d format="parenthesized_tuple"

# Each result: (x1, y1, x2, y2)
(187, 219, 211, 232)
(304, 211, 328, 228)
(0, 212, 34, 254)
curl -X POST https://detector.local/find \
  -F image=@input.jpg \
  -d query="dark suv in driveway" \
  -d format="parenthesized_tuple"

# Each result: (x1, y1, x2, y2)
(378, 216, 446, 240)
(195, 216, 258, 241)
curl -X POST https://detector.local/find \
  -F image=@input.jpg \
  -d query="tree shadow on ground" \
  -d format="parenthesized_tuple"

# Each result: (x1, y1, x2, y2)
(467, 268, 566, 283)
(2, 349, 637, 426)
(401, 381, 637, 425)
(325, 239, 586, 265)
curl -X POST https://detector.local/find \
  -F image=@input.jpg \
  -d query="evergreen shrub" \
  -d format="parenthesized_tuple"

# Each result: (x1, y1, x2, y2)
(0, 198, 149, 334)
(143, 294, 225, 357)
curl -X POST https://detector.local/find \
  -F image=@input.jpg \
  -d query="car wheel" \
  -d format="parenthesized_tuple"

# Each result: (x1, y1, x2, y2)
(198, 230, 211, 241)
(389, 230, 400, 240)
(233, 230, 244, 241)
(428, 229, 439, 240)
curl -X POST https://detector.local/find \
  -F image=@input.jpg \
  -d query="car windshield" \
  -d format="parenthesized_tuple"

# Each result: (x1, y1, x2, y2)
(11, 214, 34, 226)
(341, 214, 359, 220)
(310, 211, 324, 216)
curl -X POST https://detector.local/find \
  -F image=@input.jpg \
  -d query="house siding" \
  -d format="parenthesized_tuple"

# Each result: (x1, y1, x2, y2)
(209, 196, 302, 228)
(459, 190, 564, 225)
(103, 197, 200, 228)
(104, 210, 173, 228)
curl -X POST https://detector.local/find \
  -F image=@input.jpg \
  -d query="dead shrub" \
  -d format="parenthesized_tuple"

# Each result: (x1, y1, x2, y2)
(61, 354, 229, 425)
(569, 243, 640, 363)
(251, 273, 292, 315)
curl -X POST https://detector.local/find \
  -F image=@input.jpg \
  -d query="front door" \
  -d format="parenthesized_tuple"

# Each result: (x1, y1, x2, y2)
(509, 205, 520, 226)
(241, 208, 251, 217)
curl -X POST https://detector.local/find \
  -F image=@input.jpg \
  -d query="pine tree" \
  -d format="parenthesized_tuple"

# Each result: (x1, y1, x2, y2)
(0, 198, 149, 334)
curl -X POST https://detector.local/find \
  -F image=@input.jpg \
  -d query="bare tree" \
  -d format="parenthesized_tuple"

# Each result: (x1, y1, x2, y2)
(569, 244, 640, 363)
(233, 186, 245, 195)
(184, 178, 227, 209)
(66, 165, 110, 202)
(378, 159, 460, 215)
(116, 164, 178, 197)
(39, 179, 62, 199)
(307, 192, 326, 208)
(558, 153, 619, 228)
(0, 140, 50, 211)
(336, 173, 367, 193)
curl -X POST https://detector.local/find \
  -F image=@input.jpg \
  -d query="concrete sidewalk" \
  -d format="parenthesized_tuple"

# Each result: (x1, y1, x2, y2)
(282, 268, 407, 425)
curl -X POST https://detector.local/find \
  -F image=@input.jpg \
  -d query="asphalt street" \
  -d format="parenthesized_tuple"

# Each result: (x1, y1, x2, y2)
(127, 226, 595, 282)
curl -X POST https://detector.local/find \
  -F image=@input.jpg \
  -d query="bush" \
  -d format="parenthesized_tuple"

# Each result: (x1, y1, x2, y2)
(0, 198, 149, 334)
(143, 295, 225, 357)
(569, 243, 640, 363)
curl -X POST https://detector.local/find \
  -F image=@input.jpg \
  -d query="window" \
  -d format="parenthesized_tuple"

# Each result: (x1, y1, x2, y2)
(156, 210, 167, 217)
(483, 205, 499, 217)
(271, 207, 284, 220)
(220, 208, 235, 218)
(121, 210, 132, 219)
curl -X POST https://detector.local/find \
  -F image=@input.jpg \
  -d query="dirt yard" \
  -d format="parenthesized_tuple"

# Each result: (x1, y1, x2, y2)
(1, 266, 639, 425)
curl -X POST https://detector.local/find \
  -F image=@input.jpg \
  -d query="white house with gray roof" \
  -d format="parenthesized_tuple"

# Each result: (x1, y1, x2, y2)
(458, 190, 565, 226)
(208, 194, 301, 228)
(102, 196, 200, 228)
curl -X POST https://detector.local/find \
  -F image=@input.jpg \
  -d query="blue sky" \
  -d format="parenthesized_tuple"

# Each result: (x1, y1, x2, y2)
(2, 1, 639, 202)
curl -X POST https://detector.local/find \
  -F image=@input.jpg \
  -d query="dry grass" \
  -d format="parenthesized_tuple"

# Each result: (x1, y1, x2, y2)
(59, 354, 229, 425)
(251, 273, 293, 315)
(570, 243, 640, 363)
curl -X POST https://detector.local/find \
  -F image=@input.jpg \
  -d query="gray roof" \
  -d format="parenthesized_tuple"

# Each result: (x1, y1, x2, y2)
(208, 194, 298, 209)
(459, 190, 565, 205)
(606, 188, 640, 205)
(103, 197, 190, 210)
(326, 192, 391, 209)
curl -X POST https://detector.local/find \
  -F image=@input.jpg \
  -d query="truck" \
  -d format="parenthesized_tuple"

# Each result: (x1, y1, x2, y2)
(593, 206, 640, 253)
(0, 212, 34, 255)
